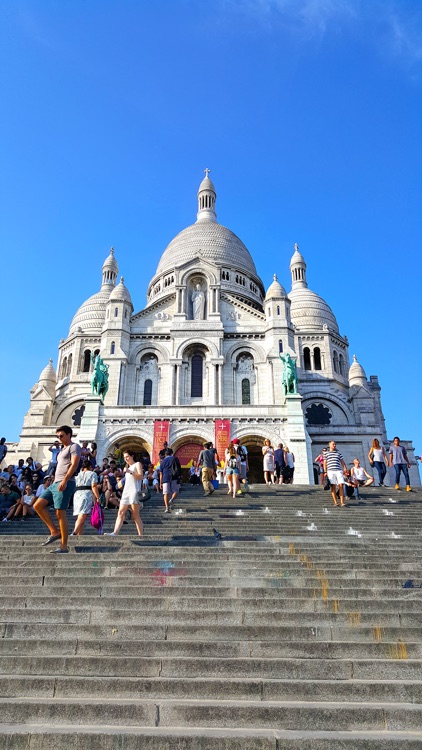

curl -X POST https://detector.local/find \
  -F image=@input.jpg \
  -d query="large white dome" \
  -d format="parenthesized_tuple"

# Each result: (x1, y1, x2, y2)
(68, 288, 112, 335)
(155, 220, 258, 278)
(288, 287, 339, 332)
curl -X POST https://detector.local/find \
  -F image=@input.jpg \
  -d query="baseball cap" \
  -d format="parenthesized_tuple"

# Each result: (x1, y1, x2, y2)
(232, 438, 240, 444)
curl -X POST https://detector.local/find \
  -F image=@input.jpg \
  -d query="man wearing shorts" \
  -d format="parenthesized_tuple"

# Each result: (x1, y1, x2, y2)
(323, 441, 348, 507)
(159, 448, 180, 513)
(34, 425, 81, 553)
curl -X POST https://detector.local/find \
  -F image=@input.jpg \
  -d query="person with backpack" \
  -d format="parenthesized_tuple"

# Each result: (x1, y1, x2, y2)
(224, 442, 241, 498)
(159, 448, 181, 513)
(232, 438, 249, 493)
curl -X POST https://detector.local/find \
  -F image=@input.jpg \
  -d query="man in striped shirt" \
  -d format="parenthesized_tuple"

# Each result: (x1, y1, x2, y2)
(323, 441, 348, 507)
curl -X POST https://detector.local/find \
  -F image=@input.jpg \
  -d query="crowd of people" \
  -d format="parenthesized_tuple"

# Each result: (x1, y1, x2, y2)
(0, 430, 417, 548)
(314, 436, 413, 507)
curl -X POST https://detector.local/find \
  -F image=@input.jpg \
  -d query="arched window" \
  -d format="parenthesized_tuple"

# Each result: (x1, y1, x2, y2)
(339, 354, 344, 376)
(191, 354, 203, 397)
(114, 307, 118, 317)
(110, 341, 115, 355)
(314, 347, 322, 370)
(124, 309, 127, 318)
(67, 354, 73, 377)
(333, 351, 338, 373)
(303, 347, 311, 371)
(61, 357, 67, 379)
(277, 305, 280, 315)
(83, 350, 91, 373)
(94, 349, 100, 358)
(279, 340, 283, 353)
(241, 378, 251, 405)
(143, 379, 152, 406)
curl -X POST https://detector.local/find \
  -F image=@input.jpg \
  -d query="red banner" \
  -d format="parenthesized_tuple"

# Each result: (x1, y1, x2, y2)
(215, 419, 231, 466)
(175, 442, 204, 468)
(152, 420, 170, 465)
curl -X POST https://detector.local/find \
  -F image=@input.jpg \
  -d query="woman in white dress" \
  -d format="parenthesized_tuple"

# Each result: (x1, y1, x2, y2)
(71, 459, 100, 536)
(262, 439, 275, 485)
(106, 450, 143, 537)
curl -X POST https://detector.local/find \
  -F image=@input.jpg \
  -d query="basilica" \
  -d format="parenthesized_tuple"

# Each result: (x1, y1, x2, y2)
(14, 173, 419, 484)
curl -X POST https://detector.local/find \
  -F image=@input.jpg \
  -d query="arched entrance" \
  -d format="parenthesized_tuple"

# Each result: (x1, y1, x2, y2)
(109, 436, 152, 468)
(237, 434, 267, 483)
(173, 435, 205, 482)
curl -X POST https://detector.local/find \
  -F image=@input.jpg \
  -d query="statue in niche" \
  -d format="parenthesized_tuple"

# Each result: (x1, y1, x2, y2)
(279, 352, 298, 396)
(237, 355, 256, 384)
(141, 356, 158, 374)
(191, 283, 205, 320)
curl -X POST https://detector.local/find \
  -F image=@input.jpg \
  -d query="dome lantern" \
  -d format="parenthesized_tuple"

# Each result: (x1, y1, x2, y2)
(101, 247, 118, 290)
(290, 243, 307, 289)
(196, 168, 217, 223)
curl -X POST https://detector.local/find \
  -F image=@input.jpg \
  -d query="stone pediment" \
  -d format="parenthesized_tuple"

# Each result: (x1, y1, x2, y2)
(131, 294, 176, 322)
(221, 292, 265, 321)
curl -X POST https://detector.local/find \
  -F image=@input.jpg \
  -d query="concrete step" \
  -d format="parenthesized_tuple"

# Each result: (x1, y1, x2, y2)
(0, 697, 421, 730)
(1, 725, 422, 749)
(0, 675, 421, 704)
(0, 484, 421, 746)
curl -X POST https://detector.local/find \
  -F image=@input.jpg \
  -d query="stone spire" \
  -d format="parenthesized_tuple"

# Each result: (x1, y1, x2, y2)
(290, 243, 307, 290)
(196, 168, 217, 223)
(101, 247, 118, 290)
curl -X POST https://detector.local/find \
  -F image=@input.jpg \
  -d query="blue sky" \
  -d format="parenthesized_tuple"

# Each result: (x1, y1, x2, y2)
(0, 0, 421, 457)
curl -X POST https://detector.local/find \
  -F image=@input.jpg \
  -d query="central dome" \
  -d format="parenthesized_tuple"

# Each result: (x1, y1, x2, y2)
(155, 220, 258, 277)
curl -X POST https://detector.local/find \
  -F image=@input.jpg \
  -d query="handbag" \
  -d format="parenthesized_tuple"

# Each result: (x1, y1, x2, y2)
(137, 485, 151, 503)
(323, 475, 331, 491)
(90, 501, 104, 534)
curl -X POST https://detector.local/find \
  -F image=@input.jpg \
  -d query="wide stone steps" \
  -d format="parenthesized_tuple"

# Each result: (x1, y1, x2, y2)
(0, 483, 421, 747)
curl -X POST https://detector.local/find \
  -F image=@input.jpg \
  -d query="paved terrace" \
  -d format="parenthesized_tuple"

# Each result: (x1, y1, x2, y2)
(0, 482, 422, 749)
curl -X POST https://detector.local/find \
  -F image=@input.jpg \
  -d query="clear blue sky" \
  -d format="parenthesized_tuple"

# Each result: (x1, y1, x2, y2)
(1, 1, 421, 456)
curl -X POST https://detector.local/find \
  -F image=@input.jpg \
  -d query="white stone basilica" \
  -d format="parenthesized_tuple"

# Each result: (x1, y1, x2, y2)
(13, 172, 419, 484)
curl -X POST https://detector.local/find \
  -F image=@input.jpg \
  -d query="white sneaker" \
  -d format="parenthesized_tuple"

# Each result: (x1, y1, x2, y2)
(104, 532, 117, 536)
(2, 518, 9, 523)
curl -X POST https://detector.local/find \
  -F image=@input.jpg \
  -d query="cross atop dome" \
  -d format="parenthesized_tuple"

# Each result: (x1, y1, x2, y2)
(204, 168, 211, 178)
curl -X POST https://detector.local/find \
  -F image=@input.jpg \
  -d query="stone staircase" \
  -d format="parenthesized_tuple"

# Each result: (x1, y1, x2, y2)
(1, 483, 422, 748)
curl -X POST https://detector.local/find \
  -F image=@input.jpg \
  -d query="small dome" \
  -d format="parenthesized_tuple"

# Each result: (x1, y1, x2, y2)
(198, 176, 216, 195)
(265, 274, 286, 300)
(288, 287, 339, 332)
(102, 247, 118, 274)
(349, 354, 367, 386)
(109, 277, 133, 306)
(69, 288, 112, 335)
(39, 359, 56, 383)
(290, 244, 306, 267)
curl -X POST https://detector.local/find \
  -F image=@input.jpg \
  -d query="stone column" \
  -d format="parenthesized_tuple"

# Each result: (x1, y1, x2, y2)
(285, 393, 313, 485)
(175, 364, 181, 406)
(77, 396, 102, 443)
(218, 364, 223, 406)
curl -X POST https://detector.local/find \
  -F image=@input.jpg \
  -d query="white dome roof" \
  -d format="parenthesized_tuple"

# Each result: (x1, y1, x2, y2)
(265, 274, 286, 300)
(288, 287, 339, 332)
(69, 288, 111, 335)
(349, 354, 367, 386)
(39, 358, 56, 383)
(109, 277, 133, 306)
(155, 220, 258, 278)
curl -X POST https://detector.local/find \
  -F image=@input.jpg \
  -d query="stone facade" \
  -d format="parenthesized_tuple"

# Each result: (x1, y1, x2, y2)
(8, 173, 420, 485)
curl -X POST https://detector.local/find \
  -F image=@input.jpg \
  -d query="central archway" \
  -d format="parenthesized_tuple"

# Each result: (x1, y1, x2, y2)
(109, 436, 152, 466)
(236, 434, 268, 483)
